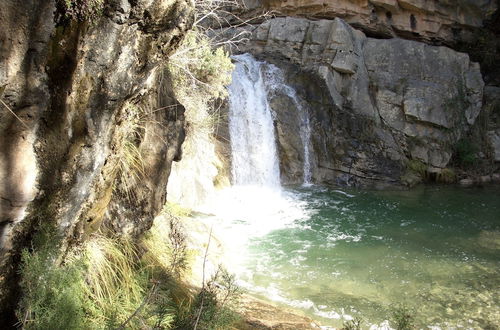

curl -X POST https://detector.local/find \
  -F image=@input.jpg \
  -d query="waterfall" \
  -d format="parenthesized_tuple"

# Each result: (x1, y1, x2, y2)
(300, 110, 312, 185)
(228, 54, 313, 186)
(198, 54, 312, 284)
(228, 54, 281, 188)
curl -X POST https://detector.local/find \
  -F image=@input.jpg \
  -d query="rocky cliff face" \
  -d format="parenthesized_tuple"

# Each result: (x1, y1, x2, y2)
(246, 0, 497, 46)
(484, 86, 500, 162)
(222, 16, 489, 186)
(0, 0, 193, 323)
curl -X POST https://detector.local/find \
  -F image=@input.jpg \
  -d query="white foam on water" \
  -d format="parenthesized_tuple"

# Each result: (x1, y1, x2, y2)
(333, 189, 356, 198)
(326, 233, 363, 242)
(369, 320, 393, 330)
(198, 185, 310, 276)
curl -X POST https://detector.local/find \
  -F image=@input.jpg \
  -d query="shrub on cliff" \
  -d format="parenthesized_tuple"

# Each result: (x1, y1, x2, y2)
(16, 228, 88, 330)
(168, 29, 234, 101)
(167, 28, 234, 175)
(15, 213, 194, 329)
(56, 0, 105, 22)
(454, 138, 478, 167)
(174, 266, 242, 329)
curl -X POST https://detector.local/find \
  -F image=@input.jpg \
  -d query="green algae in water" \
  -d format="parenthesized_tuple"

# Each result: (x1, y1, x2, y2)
(241, 185, 500, 328)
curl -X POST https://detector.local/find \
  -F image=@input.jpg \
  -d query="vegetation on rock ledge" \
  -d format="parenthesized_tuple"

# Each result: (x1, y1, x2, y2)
(56, 0, 105, 22)
(16, 204, 241, 329)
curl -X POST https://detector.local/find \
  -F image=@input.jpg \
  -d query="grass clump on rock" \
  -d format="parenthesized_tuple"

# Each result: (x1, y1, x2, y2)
(174, 266, 242, 329)
(16, 210, 242, 329)
(342, 316, 363, 330)
(57, 0, 105, 22)
(390, 304, 416, 330)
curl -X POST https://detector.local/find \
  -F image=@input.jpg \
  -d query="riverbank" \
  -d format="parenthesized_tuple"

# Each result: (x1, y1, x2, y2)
(173, 210, 325, 329)
(236, 295, 322, 329)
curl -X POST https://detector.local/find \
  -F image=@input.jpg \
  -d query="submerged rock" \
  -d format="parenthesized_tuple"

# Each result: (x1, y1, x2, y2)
(459, 178, 475, 186)
(478, 230, 500, 250)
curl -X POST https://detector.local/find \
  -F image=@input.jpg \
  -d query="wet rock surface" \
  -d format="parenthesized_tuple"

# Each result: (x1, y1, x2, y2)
(236, 295, 322, 329)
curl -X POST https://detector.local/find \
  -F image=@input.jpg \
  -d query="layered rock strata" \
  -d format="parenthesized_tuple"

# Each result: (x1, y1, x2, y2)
(244, 0, 497, 45)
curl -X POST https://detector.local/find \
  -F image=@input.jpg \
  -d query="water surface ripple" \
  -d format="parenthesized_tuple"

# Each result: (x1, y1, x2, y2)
(233, 185, 500, 329)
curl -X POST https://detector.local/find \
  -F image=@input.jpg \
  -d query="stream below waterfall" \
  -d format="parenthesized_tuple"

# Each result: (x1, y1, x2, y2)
(199, 185, 500, 329)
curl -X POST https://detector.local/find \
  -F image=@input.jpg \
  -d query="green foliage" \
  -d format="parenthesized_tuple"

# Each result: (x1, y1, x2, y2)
(168, 29, 234, 141)
(436, 168, 456, 183)
(15, 213, 196, 329)
(169, 29, 234, 101)
(390, 305, 416, 330)
(57, 0, 105, 22)
(84, 214, 193, 328)
(16, 228, 88, 330)
(454, 138, 477, 167)
(83, 214, 195, 328)
(174, 266, 242, 329)
(167, 29, 233, 180)
(407, 159, 427, 177)
(342, 316, 363, 330)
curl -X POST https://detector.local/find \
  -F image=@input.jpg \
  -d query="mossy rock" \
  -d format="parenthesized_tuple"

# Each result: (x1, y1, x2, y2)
(401, 171, 422, 187)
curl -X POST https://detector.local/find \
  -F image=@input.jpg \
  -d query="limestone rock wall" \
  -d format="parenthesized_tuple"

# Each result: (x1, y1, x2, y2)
(246, 0, 497, 45)
(0, 0, 193, 324)
(224, 16, 485, 186)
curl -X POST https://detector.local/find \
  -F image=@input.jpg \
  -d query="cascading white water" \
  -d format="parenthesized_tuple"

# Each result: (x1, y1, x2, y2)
(167, 54, 313, 212)
(199, 54, 310, 273)
(301, 112, 312, 184)
(228, 54, 281, 188)
(263, 64, 313, 184)
(192, 54, 316, 323)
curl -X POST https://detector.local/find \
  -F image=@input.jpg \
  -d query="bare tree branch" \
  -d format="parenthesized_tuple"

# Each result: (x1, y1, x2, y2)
(0, 99, 29, 128)
(193, 225, 213, 330)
